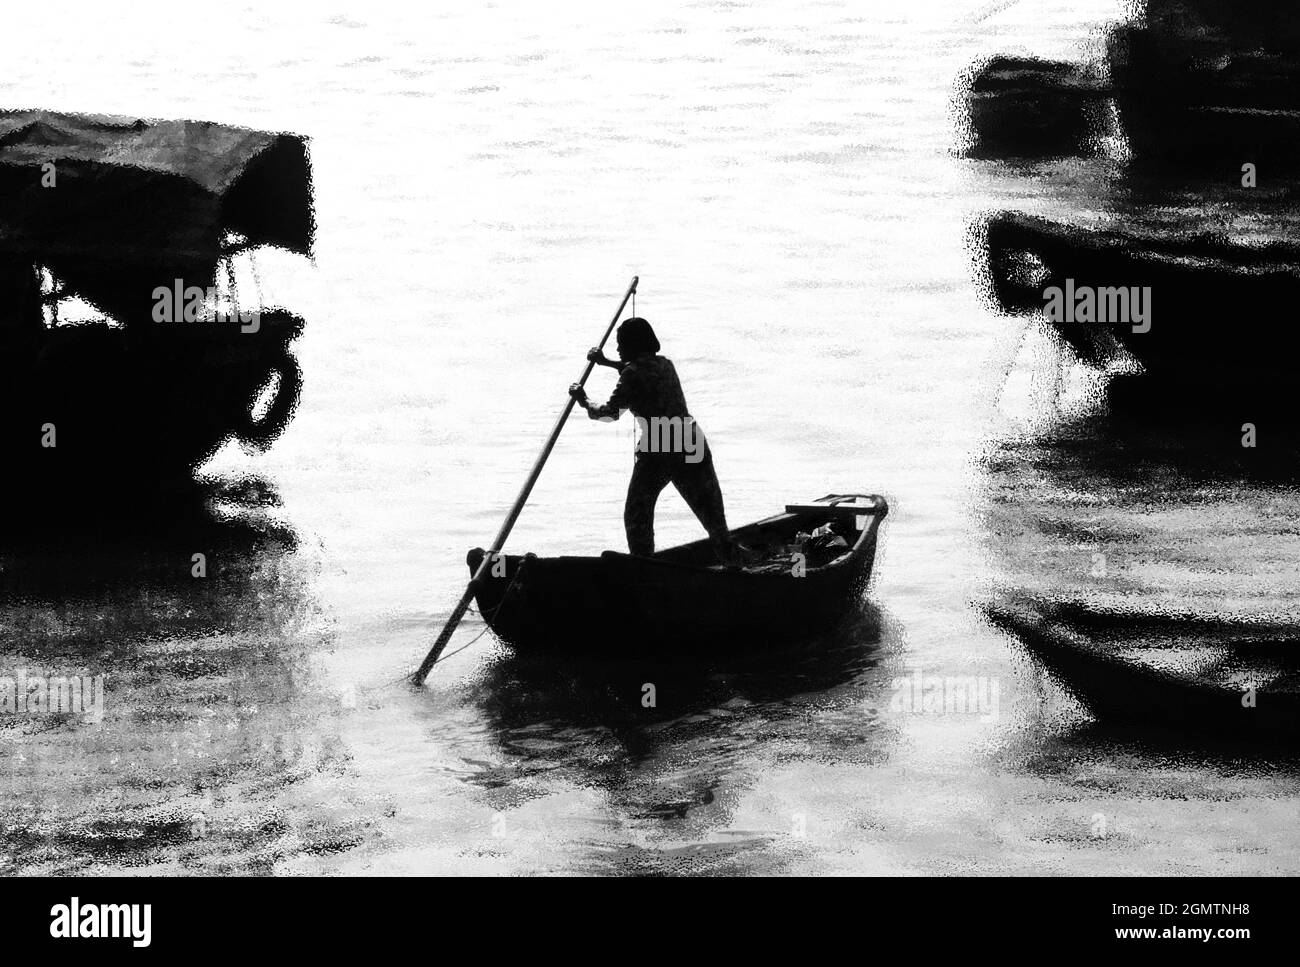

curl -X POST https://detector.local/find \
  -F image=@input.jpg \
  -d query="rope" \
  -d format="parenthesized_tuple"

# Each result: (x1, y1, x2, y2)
(471, 554, 528, 622)
(225, 255, 238, 311)
(248, 250, 264, 305)
(404, 555, 530, 680)
(423, 626, 489, 666)
(373, 619, 494, 689)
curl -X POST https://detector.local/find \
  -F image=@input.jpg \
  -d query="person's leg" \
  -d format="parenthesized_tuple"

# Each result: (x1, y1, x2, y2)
(624, 456, 672, 556)
(671, 445, 735, 561)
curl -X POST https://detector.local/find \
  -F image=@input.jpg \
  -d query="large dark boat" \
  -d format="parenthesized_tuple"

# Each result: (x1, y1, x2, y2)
(981, 210, 1300, 413)
(1108, 0, 1300, 172)
(0, 109, 313, 491)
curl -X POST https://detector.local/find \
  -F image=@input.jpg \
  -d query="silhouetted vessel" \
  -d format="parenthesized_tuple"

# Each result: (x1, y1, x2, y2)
(0, 109, 313, 491)
(466, 495, 888, 654)
(982, 211, 1300, 414)
(1108, 0, 1300, 172)
(962, 57, 1107, 160)
(989, 596, 1300, 739)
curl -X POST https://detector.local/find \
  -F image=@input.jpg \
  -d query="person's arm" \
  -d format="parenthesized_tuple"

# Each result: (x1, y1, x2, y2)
(570, 366, 632, 422)
(587, 347, 626, 372)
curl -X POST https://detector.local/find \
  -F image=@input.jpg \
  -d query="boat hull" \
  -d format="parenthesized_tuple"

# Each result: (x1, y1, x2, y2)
(989, 598, 1300, 738)
(467, 495, 887, 654)
(982, 211, 1300, 413)
(0, 310, 303, 491)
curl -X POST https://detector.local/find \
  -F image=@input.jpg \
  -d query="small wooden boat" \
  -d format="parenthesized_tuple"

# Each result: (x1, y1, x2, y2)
(988, 597, 1300, 738)
(466, 494, 888, 653)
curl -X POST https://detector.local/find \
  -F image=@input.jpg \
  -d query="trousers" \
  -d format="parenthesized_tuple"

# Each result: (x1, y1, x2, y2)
(624, 441, 730, 557)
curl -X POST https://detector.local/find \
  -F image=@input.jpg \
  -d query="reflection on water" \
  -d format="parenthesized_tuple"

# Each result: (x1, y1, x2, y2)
(454, 605, 902, 874)
(978, 416, 1300, 752)
(978, 417, 1300, 616)
(1010, 717, 1300, 773)
(2, 477, 301, 644)
(972, 419, 1300, 870)
(0, 476, 362, 874)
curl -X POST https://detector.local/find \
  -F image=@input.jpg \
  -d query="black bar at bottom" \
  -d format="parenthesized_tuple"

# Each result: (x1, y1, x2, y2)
(0, 875, 1288, 954)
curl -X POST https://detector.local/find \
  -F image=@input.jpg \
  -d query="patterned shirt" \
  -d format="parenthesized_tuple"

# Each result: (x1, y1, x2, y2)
(587, 355, 691, 421)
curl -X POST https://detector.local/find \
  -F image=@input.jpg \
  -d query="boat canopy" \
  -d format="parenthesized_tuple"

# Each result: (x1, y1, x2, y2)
(0, 109, 313, 264)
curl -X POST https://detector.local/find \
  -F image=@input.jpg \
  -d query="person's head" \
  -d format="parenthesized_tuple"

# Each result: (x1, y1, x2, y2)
(616, 317, 660, 360)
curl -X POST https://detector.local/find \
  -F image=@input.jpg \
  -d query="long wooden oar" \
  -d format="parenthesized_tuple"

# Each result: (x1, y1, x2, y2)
(412, 275, 639, 685)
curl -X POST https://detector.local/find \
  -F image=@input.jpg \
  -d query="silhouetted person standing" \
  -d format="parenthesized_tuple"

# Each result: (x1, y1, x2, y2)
(570, 317, 736, 563)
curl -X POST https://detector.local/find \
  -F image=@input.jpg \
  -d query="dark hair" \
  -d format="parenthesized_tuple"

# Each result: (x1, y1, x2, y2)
(616, 317, 660, 355)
